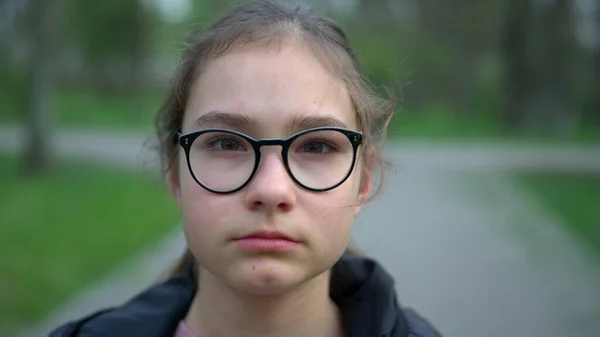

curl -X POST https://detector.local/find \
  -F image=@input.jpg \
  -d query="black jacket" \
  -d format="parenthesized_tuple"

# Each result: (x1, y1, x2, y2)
(49, 255, 442, 337)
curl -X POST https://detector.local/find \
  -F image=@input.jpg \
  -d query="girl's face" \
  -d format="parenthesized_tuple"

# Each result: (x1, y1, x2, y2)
(170, 39, 372, 295)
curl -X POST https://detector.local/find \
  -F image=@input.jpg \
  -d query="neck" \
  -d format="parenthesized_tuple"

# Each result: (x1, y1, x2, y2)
(184, 268, 344, 337)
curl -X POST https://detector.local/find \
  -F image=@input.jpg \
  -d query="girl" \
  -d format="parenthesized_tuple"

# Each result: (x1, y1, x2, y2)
(51, 1, 441, 336)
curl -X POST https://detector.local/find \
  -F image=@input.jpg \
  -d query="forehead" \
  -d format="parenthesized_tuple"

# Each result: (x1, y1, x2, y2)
(183, 39, 356, 135)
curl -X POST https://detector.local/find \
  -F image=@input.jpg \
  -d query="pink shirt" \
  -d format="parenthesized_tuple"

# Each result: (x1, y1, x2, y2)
(174, 321, 198, 337)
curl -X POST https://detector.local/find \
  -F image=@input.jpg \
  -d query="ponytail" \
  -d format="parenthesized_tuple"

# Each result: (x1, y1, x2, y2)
(163, 248, 196, 280)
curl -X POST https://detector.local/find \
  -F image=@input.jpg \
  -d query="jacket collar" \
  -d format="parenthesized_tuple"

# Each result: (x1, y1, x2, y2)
(52, 255, 408, 337)
(331, 254, 408, 337)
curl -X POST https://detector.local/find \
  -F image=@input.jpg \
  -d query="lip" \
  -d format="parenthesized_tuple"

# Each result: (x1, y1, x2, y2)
(232, 231, 301, 251)
(235, 230, 299, 242)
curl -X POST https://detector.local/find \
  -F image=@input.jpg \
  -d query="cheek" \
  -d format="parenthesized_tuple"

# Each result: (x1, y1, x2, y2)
(303, 173, 361, 251)
(178, 171, 239, 248)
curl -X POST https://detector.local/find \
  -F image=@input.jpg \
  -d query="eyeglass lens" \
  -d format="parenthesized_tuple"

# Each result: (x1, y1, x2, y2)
(187, 129, 355, 192)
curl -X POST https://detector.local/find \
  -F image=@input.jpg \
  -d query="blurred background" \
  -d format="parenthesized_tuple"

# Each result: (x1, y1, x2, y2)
(0, 0, 599, 337)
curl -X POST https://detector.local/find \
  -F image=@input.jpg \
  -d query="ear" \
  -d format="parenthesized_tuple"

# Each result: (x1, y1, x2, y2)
(354, 149, 374, 217)
(167, 162, 183, 210)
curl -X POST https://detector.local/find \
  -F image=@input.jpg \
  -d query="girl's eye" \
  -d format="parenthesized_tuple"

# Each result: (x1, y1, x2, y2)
(300, 142, 335, 154)
(208, 138, 245, 151)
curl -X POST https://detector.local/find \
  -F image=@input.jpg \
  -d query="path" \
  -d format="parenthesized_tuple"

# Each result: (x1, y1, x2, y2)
(2, 124, 599, 337)
(354, 168, 600, 337)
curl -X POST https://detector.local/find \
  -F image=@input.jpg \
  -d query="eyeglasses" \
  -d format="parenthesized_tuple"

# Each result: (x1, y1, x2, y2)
(177, 126, 363, 194)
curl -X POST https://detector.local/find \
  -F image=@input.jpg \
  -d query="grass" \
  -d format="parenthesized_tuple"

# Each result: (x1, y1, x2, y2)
(516, 174, 600, 253)
(465, 172, 600, 257)
(0, 89, 164, 131)
(389, 106, 600, 143)
(388, 106, 502, 140)
(55, 90, 164, 130)
(0, 156, 179, 337)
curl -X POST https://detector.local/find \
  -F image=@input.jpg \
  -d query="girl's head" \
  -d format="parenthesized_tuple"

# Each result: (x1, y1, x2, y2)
(156, 0, 395, 295)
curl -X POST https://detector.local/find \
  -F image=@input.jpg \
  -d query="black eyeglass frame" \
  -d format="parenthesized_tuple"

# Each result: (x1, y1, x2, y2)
(177, 126, 364, 194)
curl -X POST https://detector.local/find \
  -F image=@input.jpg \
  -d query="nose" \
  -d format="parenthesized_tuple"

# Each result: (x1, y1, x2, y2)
(244, 148, 296, 213)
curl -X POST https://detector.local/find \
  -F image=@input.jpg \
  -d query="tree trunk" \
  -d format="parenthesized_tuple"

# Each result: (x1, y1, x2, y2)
(453, 0, 475, 117)
(501, 0, 531, 130)
(590, 49, 600, 124)
(587, 2, 600, 124)
(535, 0, 574, 135)
(22, 0, 56, 175)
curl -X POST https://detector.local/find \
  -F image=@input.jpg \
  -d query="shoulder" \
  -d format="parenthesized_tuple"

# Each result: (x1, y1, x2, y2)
(331, 254, 442, 337)
(398, 307, 443, 337)
(48, 271, 196, 337)
(48, 309, 115, 337)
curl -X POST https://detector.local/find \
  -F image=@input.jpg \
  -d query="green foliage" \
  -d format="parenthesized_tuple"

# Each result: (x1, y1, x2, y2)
(54, 89, 163, 130)
(0, 156, 179, 337)
(388, 106, 501, 140)
(517, 174, 600, 253)
(0, 66, 29, 120)
(64, 0, 156, 63)
(3, 0, 598, 141)
(0, 89, 163, 130)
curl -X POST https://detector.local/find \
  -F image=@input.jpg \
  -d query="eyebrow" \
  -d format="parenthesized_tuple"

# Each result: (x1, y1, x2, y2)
(195, 111, 256, 130)
(194, 111, 350, 133)
(289, 114, 349, 131)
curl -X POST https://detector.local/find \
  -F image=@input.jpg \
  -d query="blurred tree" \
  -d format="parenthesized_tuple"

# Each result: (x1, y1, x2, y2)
(208, 0, 233, 14)
(22, 0, 59, 175)
(64, 0, 156, 92)
(587, 2, 600, 124)
(501, 0, 531, 130)
(411, 0, 505, 114)
(533, 0, 576, 134)
(2, 0, 595, 139)
(353, 0, 405, 87)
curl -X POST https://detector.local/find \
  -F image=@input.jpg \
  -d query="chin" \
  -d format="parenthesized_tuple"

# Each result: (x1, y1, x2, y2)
(225, 256, 313, 296)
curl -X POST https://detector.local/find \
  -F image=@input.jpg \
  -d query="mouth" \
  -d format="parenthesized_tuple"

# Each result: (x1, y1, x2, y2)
(232, 231, 301, 252)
